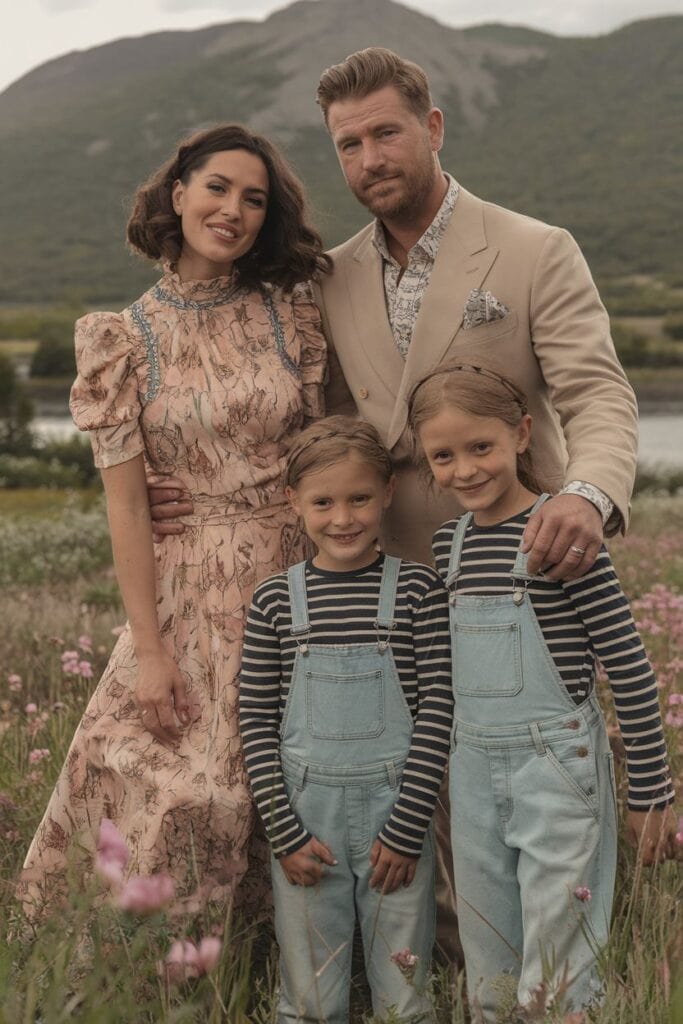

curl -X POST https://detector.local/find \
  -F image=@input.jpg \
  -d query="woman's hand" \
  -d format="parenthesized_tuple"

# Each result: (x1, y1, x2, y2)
(369, 839, 418, 893)
(135, 647, 191, 745)
(626, 806, 679, 864)
(279, 836, 337, 886)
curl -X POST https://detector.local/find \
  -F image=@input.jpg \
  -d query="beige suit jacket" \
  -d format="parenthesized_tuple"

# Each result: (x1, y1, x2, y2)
(314, 187, 638, 564)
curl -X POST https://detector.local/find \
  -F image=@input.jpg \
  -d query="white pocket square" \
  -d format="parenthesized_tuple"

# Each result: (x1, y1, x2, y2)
(463, 288, 510, 329)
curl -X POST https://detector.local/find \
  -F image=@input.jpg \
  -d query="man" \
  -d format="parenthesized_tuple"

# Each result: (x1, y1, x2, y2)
(149, 48, 638, 965)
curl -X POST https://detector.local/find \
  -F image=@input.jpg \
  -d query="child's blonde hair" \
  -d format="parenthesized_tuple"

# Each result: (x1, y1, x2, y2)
(408, 362, 543, 493)
(285, 416, 393, 489)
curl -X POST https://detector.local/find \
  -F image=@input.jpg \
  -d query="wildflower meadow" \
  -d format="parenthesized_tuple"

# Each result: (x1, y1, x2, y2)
(0, 491, 681, 1022)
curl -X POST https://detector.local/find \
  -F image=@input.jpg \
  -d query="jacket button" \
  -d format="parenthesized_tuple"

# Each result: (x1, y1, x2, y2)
(576, 746, 589, 758)
(358, 387, 369, 399)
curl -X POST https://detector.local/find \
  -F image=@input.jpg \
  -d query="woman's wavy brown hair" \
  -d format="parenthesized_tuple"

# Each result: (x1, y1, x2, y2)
(126, 124, 331, 291)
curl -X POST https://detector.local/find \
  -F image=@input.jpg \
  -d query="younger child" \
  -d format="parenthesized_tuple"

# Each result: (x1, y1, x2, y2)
(239, 416, 453, 1023)
(408, 362, 676, 1023)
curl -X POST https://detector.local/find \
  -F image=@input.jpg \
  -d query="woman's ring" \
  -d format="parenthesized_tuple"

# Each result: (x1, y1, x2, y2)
(569, 545, 586, 555)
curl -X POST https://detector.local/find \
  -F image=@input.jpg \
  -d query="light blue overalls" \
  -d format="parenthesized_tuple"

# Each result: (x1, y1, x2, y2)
(271, 556, 436, 1024)
(446, 496, 618, 1020)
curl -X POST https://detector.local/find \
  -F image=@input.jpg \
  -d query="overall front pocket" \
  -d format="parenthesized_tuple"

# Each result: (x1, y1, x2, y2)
(306, 668, 385, 739)
(453, 622, 523, 697)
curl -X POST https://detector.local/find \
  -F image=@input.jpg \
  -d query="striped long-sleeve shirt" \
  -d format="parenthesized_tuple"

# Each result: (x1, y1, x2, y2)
(433, 509, 674, 810)
(239, 555, 453, 858)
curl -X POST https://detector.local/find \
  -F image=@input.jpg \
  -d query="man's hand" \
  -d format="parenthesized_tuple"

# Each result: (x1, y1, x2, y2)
(147, 474, 194, 539)
(626, 807, 680, 865)
(279, 837, 337, 886)
(521, 494, 603, 580)
(369, 839, 418, 893)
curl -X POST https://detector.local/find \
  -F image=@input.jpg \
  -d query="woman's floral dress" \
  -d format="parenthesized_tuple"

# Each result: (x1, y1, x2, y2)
(19, 270, 326, 917)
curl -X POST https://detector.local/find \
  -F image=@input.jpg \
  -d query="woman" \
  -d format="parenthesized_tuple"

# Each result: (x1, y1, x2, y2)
(19, 124, 330, 918)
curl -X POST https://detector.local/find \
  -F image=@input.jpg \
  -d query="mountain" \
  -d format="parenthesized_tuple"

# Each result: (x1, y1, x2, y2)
(0, 0, 681, 304)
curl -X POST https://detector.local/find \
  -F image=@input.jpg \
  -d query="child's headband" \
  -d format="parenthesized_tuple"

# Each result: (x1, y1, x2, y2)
(407, 363, 529, 416)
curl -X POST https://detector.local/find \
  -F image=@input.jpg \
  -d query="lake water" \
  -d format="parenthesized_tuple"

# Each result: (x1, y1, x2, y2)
(30, 411, 683, 469)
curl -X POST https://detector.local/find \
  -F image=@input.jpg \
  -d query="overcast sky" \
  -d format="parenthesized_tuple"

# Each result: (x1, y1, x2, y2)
(3, 0, 682, 95)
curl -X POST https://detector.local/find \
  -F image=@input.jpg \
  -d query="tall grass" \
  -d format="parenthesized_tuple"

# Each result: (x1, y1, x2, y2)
(0, 495, 680, 1022)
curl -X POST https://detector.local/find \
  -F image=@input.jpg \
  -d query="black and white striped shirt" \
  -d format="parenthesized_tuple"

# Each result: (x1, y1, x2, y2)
(239, 555, 453, 858)
(433, 509, 673, 810)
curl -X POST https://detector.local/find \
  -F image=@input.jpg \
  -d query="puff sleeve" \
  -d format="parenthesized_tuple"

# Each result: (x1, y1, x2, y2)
(69, 312, 146, 469)
(291, 283, 327, 423)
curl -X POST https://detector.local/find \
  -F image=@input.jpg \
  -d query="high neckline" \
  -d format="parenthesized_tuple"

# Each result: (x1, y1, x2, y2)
(152, 265, 245, 309)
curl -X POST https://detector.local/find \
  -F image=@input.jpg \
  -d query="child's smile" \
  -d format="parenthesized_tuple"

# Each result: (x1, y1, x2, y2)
(418, 406, 536, 526)
(286, 455, 395, 571)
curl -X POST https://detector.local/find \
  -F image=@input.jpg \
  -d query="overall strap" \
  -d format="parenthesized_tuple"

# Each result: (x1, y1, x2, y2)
(376, 555, 401, 629)
(445, 513, 473, 593)
(511, 493, 552, 582)
(287, 561, 311, 638)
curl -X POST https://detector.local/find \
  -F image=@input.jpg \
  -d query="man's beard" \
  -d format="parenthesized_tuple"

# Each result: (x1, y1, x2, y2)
(355, 156, 436, 223)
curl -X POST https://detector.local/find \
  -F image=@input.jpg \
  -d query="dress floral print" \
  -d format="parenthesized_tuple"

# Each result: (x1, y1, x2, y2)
(19, 270, 325, 918)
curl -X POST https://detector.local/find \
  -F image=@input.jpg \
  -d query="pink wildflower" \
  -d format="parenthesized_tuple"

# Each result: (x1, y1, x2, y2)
(24, 703, 38, 715)
(78, 634, 93, 652)
(665, 711, 683, 728)
(117, 872, 175, 913)
(391, 947, 420, 978)
(78, 660, 94, 678)
(160, 936, 222, 985)
(675, 818, 683, 847)
(574, 886, 592, 902)
(28, 748, 50, 764)
(667, 694, 683, 706)
(95, 818, 130, 888)
(8, 674, 22, 692)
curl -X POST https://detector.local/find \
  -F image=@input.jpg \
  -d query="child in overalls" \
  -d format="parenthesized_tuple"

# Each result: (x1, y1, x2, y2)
(408, 362, 676, 1023)
(239, 416, 453, 1023)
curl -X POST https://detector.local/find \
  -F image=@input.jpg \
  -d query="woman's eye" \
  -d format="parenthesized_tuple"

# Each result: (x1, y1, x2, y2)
(207, 183, 224, 193)
(474, 443, 491, 454)
(245, 196, 265, 208)
(352, 495, 370, 504)
(432, 451, 451, 462)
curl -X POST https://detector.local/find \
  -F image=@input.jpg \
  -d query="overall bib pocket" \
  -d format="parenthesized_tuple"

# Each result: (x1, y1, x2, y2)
(305, 668, 385, 739)
(453, 622, 523, 697)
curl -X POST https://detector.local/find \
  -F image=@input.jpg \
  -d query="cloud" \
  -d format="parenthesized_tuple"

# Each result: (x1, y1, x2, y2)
(39, 0, 94, 10)
(406, 0, 683, 36)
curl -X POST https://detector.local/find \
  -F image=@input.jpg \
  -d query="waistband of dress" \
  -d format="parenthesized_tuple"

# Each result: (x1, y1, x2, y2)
(453, 697, 602, 748)
(180, 495, 291, 526)
(281, 750, 407, 787)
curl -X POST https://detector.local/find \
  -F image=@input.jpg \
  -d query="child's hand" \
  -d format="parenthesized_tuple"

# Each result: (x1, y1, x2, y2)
(279, 837, 337, 886)
(626, 807, 679, 864)
(369, 839, 418, 893)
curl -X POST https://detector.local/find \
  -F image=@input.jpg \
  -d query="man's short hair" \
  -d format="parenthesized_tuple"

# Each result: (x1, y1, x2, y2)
(316, 47, 433, 126)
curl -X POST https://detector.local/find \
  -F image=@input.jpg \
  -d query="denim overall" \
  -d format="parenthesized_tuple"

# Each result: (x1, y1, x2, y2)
(446, 497, 618, 1020)
(272, 556, 436, 1024)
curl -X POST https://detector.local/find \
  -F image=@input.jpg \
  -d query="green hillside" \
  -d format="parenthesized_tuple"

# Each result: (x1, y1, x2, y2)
(0, 2, 681, 305)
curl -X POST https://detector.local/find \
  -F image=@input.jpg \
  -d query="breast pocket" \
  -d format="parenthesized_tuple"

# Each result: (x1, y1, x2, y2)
(453, 622, 523, 697)
(306, 668, 385, 739)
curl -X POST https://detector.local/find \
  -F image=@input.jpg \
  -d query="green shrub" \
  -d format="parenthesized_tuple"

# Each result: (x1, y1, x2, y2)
(663, 313, 683, 340)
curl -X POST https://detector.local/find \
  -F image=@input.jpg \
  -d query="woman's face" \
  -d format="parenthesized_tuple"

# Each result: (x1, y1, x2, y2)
(171, 149, 269, 280)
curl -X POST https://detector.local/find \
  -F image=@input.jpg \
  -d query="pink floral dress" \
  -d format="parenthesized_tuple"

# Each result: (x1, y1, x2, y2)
(19, 270, 326, 917)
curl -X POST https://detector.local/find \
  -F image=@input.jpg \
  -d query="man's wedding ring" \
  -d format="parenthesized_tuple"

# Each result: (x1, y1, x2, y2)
(569, 545, 586, 555)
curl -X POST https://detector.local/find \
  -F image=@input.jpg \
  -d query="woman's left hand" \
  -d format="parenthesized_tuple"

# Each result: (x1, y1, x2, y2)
(625, 806, 680, 864)
(369, 839, 418, 893)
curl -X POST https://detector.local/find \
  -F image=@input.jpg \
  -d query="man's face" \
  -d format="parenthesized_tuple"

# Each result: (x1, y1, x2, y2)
(327, 85, 443, 223)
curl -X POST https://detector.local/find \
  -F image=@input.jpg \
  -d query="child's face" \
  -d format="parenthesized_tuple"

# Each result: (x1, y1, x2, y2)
(418, 406, 533, 526)
(286, 456, 395, 572)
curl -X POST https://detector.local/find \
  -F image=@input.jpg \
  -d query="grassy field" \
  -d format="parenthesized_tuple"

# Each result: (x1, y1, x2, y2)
(0, 492, 681, 1022)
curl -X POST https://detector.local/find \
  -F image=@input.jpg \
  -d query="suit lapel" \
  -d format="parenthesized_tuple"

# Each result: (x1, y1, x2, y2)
(387, 188, 499, 448)
(343, 229, 406, 390)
